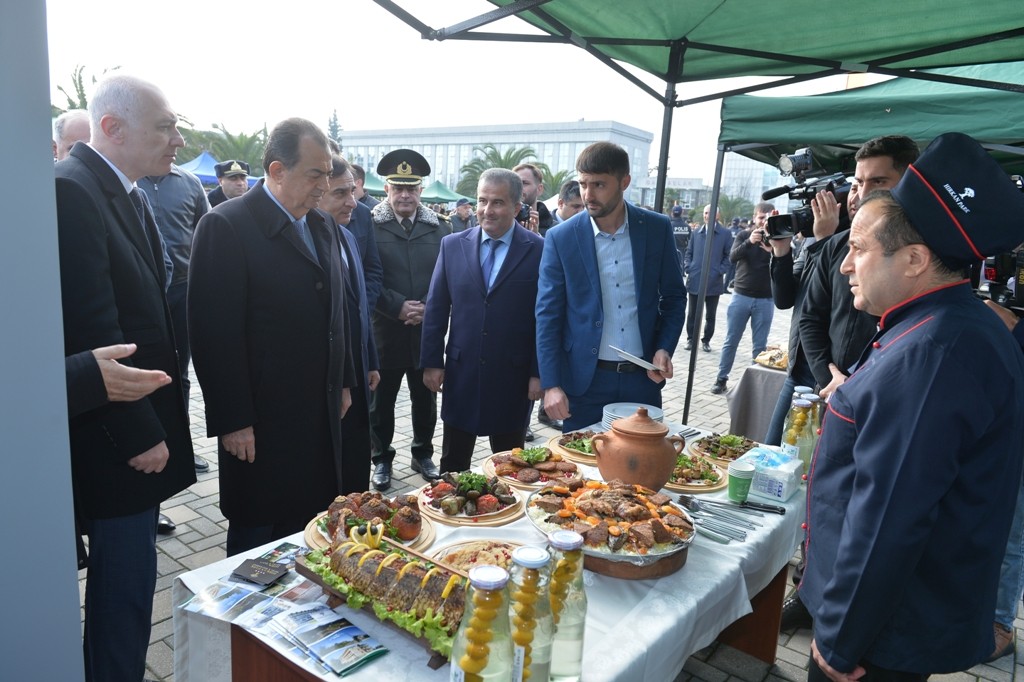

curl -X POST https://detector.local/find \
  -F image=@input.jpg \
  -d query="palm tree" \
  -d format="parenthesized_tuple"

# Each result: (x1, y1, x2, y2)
(540, 168, 575, 201)
(456, 144, 549, 197)
(715, 194, 755, 223)
(55, 64, 120, 112)
(178, 124, 268, 177)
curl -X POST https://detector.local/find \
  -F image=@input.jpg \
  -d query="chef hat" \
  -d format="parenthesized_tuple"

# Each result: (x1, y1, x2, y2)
(891, 132, 1024, 269)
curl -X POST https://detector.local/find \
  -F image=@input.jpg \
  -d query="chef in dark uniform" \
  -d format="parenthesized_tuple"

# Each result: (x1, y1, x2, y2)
(802, 133, 1024, 680)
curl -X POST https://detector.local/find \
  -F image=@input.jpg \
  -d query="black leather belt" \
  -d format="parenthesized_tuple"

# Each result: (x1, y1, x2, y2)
(596, 359, 641, 373)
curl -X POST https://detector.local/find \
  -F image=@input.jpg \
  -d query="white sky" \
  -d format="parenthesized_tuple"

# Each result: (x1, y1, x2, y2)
(45, 0, 873, 183)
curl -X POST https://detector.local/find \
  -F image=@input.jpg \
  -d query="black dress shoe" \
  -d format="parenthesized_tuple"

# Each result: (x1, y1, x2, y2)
(411, 457, 441, 481)
(537, 407, 563, 430)
(779, 595, 813, 631)
(194, 455, 210, 472)
(157, 513, 176, 535)
(371, 462, 392, 491)
(701, 342, 712, 353)
(524, 428, 536, 442)
(710, 378, 727, 395)
(684, 339, 692, 351)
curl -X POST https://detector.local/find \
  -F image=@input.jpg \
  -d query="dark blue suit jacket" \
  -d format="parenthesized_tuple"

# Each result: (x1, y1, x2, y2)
(535, 203, 686, 396)
(345, 201, 383, 312)
(338, 224, 380, 407)
(421, 224, 544, 435)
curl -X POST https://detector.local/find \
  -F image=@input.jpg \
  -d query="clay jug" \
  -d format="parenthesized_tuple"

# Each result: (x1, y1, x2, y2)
(591, 408, 682, 491)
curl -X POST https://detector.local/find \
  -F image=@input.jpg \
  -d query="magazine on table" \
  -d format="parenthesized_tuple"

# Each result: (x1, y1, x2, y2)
(269, 602, 389, 676)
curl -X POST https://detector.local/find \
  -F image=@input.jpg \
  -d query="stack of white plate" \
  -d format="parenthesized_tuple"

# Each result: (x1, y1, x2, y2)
(602, 402, 663, 430)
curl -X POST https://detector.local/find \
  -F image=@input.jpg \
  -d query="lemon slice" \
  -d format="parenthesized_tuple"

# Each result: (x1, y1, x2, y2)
(376, 553, 402, 576)
(357, 549, 385, 568)
(397, 560, 423, 580)
(420, 566, 442, 589)
(441, 574, 462, 599)
(345, 544, 369, 558)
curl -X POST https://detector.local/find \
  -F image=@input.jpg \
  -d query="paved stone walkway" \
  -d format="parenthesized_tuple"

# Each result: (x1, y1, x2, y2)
(77, 291, 1022, 680)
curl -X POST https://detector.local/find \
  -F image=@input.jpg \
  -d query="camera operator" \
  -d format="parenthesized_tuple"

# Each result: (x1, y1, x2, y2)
(514, 163, 553, 236)
(764, 189, 844, 445)
(798, 135, 919, 399)
(710, 202, 776, 395)
(777, 135, 920, 634)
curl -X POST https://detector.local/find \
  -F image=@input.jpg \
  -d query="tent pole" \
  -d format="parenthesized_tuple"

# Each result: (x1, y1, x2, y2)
(682, 144, 727, 424)
(654, 41, 684, 212)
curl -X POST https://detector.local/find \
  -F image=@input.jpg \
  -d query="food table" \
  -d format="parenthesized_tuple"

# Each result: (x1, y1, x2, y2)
(726, 364, 789, 442)
(172, 436, 804, 682)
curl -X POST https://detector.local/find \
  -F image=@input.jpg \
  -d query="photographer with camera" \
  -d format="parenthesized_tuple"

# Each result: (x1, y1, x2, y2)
(710, 202, 776, 394)
(514, 163, 553, 236)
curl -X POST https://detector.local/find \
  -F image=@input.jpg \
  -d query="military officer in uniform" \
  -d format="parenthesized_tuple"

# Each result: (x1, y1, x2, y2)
(368, 149, 450, 490)
(207, 159, 250, 207)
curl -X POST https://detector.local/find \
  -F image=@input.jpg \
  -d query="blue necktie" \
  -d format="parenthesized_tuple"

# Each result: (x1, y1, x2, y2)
(294, 218, 316, 257)
(481, 239, 499, 290)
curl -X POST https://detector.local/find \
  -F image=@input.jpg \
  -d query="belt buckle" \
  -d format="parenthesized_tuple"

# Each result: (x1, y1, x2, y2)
(616, 361, 630, 373)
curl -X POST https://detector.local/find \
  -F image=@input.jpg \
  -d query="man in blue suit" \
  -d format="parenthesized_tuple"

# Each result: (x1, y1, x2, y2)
(421, 168, 545, 472)
(683, 204, 733, 352)
(321, 155, 382, 493)
(536, 142, 686, 431)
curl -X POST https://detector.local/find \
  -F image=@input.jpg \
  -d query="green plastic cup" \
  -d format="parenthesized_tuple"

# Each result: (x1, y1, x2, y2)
(727, 461, 755, 503)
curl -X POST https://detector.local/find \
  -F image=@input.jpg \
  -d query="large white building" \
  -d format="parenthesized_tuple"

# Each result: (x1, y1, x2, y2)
(341, 120, 653, 203)
(720, 152, 791, 211)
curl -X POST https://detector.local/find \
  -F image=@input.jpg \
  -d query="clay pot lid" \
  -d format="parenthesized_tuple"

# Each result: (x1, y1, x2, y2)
(610, 407, 669, 437)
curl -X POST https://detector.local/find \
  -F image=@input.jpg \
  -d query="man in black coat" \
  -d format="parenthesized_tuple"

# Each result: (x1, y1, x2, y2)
(55, 74, 196, 682)
(189, 118, 356, 555)
(368, 149, 449, 490)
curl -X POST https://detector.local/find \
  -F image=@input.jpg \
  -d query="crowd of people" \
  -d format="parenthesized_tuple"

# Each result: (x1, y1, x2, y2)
(55, 73, 1024, 682)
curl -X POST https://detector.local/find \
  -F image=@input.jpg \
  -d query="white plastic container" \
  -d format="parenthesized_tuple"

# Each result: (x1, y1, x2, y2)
(736, 447, 802, 502)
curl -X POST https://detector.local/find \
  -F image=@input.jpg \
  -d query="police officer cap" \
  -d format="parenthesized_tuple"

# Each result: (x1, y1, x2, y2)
(377, 149, 430, 186)
(890, 132, 1024, 269)
(215, 160, 250, 178)
(671, 206, 683, 216)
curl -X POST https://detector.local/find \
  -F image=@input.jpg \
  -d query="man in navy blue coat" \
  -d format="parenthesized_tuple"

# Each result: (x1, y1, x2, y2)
(421, 168, 544, 472)
(683, 204, 732, 352)
(535, 142, 686, 431)
(802, 133, 1024, 679)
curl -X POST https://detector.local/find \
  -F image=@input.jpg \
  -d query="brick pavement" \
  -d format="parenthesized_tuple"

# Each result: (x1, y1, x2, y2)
(77, 291, 1022, 681)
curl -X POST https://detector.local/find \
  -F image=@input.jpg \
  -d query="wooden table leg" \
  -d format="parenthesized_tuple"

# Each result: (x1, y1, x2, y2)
(717, 565, 788, 663)
(231, 625, 322, 682)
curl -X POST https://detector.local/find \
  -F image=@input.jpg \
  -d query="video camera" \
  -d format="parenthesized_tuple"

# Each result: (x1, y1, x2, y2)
(761, 147, 852, 239)
(975, 174, 1024, 311)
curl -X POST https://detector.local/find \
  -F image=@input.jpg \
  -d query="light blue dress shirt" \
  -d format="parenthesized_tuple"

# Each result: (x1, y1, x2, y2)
(592, 216, 643, 361)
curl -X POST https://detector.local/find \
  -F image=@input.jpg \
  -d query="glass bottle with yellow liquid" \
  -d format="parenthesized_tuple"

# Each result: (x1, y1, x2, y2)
(782, 398, 814, 475)
(450, 565, 514, 682)
(548, 530, 586, 682)
(509, 546, 553, 682)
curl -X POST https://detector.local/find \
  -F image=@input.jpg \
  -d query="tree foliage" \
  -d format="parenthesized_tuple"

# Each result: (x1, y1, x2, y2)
(456, 144, 551, 197)
(328, 110, 342, 146)
(179, 124, 268, 177)
(55, 64, 120, 112)
(715, 195, 755, 223)
(540, 168, 576, 201)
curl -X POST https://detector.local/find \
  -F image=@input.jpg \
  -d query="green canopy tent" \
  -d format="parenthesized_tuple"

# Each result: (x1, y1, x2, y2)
(719, 62, 1024, 177)
(420, 180, 473, 204)
(373, 0, 1024, 423)
(362, 171, 387, 197)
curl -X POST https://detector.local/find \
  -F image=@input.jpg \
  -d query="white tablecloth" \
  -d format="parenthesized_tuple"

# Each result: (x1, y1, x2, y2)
(173, 445, 804, 682)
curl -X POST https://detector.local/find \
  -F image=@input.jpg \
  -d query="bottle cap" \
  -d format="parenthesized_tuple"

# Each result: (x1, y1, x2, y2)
(511, 546, 550, 569)
(468, 565, 509, 590)
(548, 530, 585, 551)
(792, 399, 811, 408)
(793, 386, 814, 394)
(800, 393, 821, 403)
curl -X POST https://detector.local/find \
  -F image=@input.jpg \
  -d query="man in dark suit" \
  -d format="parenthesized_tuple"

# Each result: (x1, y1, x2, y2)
(421, 168, 545, 472)
(536, 142, 686, 431)
(321, 154, 381, 493)
(188, 118, 356, 555)
(683, 204, 732, 352)
(55, 74, 197, 682)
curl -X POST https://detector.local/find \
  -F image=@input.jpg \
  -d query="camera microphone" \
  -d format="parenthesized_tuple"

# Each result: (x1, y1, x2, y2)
(761, 185, 792, 201)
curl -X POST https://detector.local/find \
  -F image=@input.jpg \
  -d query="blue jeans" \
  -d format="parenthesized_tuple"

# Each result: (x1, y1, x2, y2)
(995, 473, 1024, 627)
(716, 294, 775, 382)
(81, 507, 158, 682)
